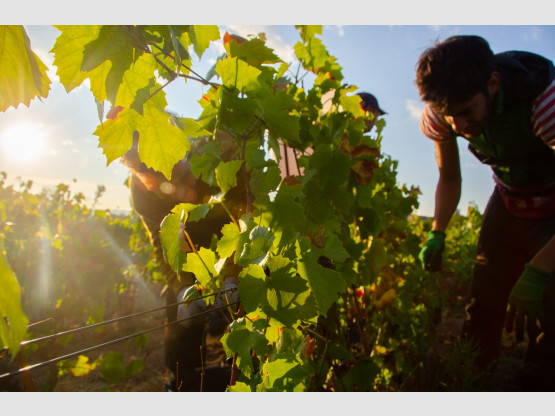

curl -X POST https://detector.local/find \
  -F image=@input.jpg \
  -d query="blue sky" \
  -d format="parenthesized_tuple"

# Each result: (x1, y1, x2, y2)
(1, 25, 554, 216)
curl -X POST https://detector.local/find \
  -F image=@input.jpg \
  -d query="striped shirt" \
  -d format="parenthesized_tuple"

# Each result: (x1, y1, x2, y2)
(420, 77, 555, 150)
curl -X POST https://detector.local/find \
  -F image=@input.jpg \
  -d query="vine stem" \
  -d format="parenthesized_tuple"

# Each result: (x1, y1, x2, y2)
(183, 229, 214, 280)
(240, 135, 254, 213)
(220, 199, 239, 229)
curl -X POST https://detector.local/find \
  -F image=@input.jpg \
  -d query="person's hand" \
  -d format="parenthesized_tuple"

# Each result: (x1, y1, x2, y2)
(176, 285, 208, 330)
(418, 230, 445, 272)
(505, 263, 551, 342)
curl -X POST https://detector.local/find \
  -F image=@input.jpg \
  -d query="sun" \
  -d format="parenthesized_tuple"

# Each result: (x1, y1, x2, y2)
(0, 122, 47, 163)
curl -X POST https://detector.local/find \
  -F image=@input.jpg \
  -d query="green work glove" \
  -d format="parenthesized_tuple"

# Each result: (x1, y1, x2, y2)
(418, 230, 445, 272)
(505, 263, 551, 342)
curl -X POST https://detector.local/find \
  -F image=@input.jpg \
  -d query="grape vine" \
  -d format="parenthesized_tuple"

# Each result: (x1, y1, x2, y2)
(1, 25, 450, 391)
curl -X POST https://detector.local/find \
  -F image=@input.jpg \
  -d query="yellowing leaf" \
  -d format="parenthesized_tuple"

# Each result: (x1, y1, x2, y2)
(51, 25, 109, 100)
(94, 107, 136, 165)
(136, 95, 191, 179)
(182, 248, 216, 287)
(216, 57, 263, 96)
(0, 25, 51, 111)
(190, 25, 220, 59)
(114, 53, 157, 109)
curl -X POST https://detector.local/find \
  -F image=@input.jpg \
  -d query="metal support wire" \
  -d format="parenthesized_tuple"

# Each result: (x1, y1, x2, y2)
(0, 301, 238, 382)
(0, 287, 238, 354)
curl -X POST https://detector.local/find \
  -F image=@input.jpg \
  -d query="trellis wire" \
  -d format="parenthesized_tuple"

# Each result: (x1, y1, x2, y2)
(0, 300, 238, 382)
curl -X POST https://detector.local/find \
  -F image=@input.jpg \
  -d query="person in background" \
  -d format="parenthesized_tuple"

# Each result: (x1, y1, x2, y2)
(275, 91, 386, 181)
(415, 35, 555, 390)
(118, 115, 243, 392)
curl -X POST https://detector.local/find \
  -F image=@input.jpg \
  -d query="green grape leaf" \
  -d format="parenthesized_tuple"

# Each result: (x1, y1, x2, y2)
(136, 94, 191, 179)
(80, 25, 141, 103)
(262, 358, 309, 392)
(171, 202, 211, 223)
(227, 382, 251, 392)
(254, 192, 306, 247)
(295, 238, 345, 316)
(263, 257, 314, 326)
(93, 107, 136, 165)
(0, 236, 29, 358)
(217, 222, 242, 259)
(262, 359, 298, 385)
(216, 160, 243, 194)
(219, 91, 258, 133)
(0, 25, 51, 111)
(159, 212, 186, 273)
(216, 57, 264, 96)
(189, 142, 220, 186)
(238, 264, 267, 313)
(321, 232, 349, 263)
(114, 52, 157, 110)
(366, 237, 387, 280)
(190, 25, 220, 59)
(221, 318, 269, 378)
(340, 94, 365, 117)
(175, 117, 212, 138)
(182, 247, 216, 287)
(336, 358, 378, 392)
(295, 25, 322, 42)
(262, 91, 300, 144)
(238, 226, 275, 267)
(225, 36, 282, 67)
(51, 25, 108, 98)
(98, 351, 126, 384)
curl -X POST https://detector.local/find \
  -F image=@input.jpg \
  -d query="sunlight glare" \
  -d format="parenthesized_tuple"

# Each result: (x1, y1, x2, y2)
(0, 122, 47, 163)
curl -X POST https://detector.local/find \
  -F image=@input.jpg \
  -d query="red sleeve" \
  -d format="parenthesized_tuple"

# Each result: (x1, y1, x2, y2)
(532, 77, 555, 149)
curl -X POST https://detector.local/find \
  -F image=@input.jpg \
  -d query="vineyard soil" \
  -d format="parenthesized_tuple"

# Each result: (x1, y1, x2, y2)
(9, 275, 524, 392)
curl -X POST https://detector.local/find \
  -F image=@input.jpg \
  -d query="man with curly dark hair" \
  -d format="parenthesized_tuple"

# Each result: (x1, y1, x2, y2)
(415, 35, 555, 390)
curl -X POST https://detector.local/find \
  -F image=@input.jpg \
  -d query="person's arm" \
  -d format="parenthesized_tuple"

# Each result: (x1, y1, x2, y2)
(528, 234, 555, 273)
(431, 138, 462, 231)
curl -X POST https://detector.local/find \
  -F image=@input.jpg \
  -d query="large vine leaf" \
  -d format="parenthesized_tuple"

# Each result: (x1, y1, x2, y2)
(80, 25, 142, 103)
(0, 25, 51, 111)
(182, 248, 217, 287)
(224, 34, 282, 67)
(114, 52, 157, 110)
(93, 107, 136, 165)
(216, 160, 243, 195)
(216, 57, 264, 96)
(159, 211, 186, 273)
(221, 318, 269, 378)
(262, 91, 300, 144)
(295, 237, 345, 316)
(189, 25, 220, 60)
(51, 25, 109, 99)
(0, 235, 29, 358)
(136, 93, 191, 179)
(216, 222, 242, 260)
(238, 264, 267, 313)
(261, 358, 309, 392)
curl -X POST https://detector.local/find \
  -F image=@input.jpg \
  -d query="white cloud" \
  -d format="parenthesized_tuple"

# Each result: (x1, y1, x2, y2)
(524, 26, 541, 42)
(406, 99, 424, 121)
(61, 140, 74, 146)
(324, 25, 345, 36)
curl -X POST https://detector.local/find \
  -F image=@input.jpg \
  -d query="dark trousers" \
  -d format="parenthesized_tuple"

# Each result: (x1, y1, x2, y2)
(164, 287, 205, 391)
(463, 187, 555, 390)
